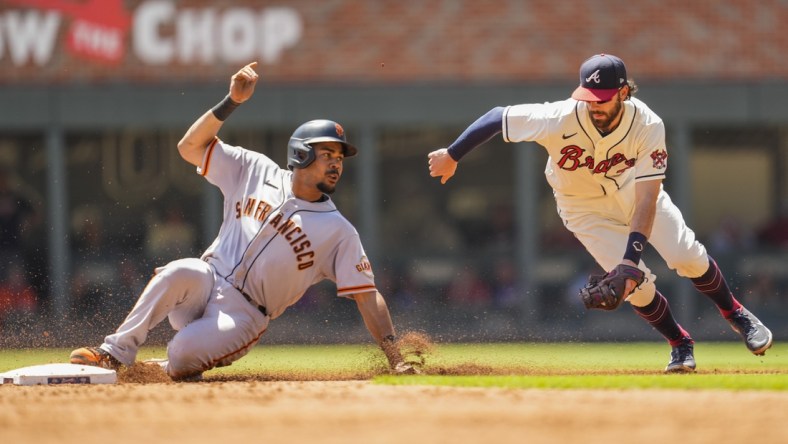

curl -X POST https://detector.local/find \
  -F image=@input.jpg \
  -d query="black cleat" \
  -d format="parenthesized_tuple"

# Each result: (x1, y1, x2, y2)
(665, 338, 696, 373)
(726, 307, 773, 356)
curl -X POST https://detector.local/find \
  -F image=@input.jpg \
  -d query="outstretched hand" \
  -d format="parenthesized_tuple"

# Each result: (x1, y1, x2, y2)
(229, 62, 259, 104)
(393, 361, 421, 375)
(381, 336, 421, 375)
(427, 148, 458, 184)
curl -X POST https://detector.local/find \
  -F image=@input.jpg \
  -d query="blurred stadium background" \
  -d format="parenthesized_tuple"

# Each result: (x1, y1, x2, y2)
(0, 0, 785, 347)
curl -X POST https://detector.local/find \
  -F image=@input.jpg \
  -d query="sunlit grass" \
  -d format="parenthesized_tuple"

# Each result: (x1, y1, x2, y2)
(2, 342, 785, 390)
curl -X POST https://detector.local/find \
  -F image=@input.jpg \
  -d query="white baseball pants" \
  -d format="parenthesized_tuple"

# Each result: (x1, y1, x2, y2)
(558, 188, 710, 307)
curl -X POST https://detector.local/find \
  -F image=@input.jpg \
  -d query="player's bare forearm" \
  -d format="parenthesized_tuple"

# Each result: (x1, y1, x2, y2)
(177, 62, 260, 167)
(630, 179, 661, 238)
(352, 291, 396, 343)
(617, 179, 661, 294)
(352, 291, 404, 366)
(177, 111, 224, 167)
(427, 148, 458, 184)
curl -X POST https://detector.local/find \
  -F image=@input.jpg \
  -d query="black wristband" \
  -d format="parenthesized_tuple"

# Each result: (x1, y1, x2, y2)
(211, 95, 240, 121)
(623, 231, 648, 264)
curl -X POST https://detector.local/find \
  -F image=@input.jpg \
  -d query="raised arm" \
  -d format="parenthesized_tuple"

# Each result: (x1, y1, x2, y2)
(177, 62, 260, 167)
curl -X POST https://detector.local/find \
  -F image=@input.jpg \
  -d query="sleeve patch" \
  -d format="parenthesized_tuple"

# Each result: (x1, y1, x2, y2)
(355, 256, 374, 278)
(650, 149, 668, 169)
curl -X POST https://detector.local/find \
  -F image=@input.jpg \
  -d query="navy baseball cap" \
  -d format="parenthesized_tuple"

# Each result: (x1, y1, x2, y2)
(571, 54, 628, 102)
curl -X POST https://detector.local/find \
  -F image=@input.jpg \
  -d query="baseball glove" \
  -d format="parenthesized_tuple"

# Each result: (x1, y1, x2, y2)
(579, 264, 646, 311)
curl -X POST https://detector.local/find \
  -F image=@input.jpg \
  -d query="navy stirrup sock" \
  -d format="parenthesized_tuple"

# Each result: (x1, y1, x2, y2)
(690, 257, 742, 317)
(632, 291, 691, 346)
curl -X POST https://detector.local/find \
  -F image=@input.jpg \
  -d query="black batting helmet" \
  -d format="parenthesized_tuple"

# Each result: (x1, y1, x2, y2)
(287, 119, 357, 170)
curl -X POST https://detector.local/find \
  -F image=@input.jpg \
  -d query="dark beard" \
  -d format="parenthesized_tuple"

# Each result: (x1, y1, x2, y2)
(317, 169, 340, 195)
(589, 99, 622, 133)
(317, 182, 335, 194)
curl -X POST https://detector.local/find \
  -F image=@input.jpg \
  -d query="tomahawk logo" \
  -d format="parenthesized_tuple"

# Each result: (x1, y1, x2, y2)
(0, 1, 304, 67)
(5, 0, 130, 64)
(585, 70, 602, 84)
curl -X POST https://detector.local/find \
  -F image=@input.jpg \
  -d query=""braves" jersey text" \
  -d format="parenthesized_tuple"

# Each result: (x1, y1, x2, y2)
(557, 145, 636, 175)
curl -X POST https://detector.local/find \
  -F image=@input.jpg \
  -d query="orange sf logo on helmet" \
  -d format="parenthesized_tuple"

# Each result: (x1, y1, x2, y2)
(335, 123, 344, 138)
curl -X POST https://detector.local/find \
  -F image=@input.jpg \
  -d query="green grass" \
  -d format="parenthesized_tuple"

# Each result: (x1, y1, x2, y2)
(375, 342, 788, 390)
(2, 342, 786, 390)
(406, 341, 787, 371)
(0, 344, 387, 376)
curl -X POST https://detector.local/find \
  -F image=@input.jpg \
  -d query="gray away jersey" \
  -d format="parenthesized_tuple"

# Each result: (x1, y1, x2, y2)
(195, 138, 376, 319)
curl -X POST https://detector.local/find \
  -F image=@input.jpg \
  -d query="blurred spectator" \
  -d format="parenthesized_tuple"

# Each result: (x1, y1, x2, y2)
(113, 259, 147, 307)
(144, 205, 197, 266)
(381, 176, 464, 254)
(756, 202, 788, 249)
(0, 262, 38, 333)
(490, 258, 520, 310)
(479, 203, 516, 257)
(0, 262, 39, 338)
(445, 264, 492, 309)
(541, 223, 584, 251)
(387, 269, 422, 312)
(740, 272, 781, 307)
(708, 215, 755, 254)
(0, 166, 39, 266)
(0, 166, 46, 313)
(70, 205, 119, 318)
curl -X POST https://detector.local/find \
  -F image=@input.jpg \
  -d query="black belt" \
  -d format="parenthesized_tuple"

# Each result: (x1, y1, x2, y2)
(240, 290, 268, 316)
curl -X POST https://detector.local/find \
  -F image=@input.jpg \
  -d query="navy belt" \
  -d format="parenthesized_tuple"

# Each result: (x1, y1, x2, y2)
(240, 290, 268, 316)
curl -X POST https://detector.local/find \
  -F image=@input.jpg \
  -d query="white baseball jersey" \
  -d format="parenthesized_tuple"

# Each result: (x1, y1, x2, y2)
(502, 97, 708, 306)
(199, 138, 376, 319)
(504, 97, 668, 213)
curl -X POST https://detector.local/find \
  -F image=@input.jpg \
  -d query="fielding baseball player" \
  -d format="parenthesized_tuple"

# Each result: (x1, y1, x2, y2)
(71, 62, 415, 379)
(428, 54, 773, 372)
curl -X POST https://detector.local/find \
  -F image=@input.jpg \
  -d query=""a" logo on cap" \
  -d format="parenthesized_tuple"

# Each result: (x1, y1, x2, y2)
(585, 70, 601, 84)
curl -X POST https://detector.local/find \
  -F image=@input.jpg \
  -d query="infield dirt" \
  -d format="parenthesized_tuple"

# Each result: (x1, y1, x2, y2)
(2, 378, 787, 444)
(2, 334, 786, 443)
